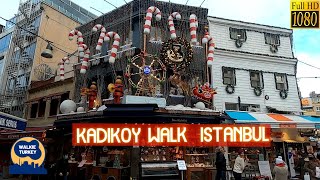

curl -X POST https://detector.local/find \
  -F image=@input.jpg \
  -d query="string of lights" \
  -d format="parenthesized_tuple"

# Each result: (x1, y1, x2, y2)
(0, 16, 77, 58)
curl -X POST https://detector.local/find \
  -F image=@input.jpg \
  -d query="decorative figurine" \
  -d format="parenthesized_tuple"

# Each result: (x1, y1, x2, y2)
(108, 76, 124, 104)
(88, 82, 98, 109)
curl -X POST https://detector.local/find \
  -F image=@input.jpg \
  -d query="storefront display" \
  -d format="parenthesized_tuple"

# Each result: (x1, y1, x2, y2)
(140, 161, 180, 180)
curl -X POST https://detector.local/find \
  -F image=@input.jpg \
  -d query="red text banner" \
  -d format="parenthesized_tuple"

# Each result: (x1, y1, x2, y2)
(72, 123, 271, 147)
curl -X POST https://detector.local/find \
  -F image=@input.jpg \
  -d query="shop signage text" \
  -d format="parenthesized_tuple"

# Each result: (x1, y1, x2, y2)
(0, 113, 27, 131)
(72, 124, 271, 147)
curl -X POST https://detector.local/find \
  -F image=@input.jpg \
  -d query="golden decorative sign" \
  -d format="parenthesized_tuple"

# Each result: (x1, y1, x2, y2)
(290, 0, 320, 28)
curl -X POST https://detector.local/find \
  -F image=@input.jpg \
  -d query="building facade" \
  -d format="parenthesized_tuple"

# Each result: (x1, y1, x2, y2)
(302, 91, 320, 116)
(0, 0, 96, 118)
(208, 16, 301, 113)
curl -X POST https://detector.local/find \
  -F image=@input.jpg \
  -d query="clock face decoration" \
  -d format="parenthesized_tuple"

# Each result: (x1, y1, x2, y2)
(160, 37, 193, 72)
(143, 66, 151, 75)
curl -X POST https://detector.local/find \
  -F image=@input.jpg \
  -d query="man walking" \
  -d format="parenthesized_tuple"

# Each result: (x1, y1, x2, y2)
(215, 147, 227, 180)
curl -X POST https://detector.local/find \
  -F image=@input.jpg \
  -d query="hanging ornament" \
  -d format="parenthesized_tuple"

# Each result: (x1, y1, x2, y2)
(92, 24, 106, 51)
(189, 14, 198, 45)
(202, 32, 215, 66)
(59, 56, 69, 81)
(104, 31, 121, 64)
(168, 12, 181, 39)
(143, 6, 162, 34)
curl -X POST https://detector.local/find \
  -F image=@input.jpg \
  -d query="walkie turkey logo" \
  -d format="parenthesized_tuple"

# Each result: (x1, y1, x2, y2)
(9, 137, 47, 174)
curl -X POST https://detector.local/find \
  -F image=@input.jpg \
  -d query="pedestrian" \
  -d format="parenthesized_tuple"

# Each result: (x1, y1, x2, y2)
(56, 153, 70, 180)
(304, 154, 320, 180)
(215, 147, 226, 180)
(233, 149, 247, 180)
(273, 157, 288, 180)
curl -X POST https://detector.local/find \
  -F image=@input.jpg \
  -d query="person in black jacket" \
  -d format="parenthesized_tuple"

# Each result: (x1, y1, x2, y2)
(56, 154, 70, 180)
(215, 147, 227, 180)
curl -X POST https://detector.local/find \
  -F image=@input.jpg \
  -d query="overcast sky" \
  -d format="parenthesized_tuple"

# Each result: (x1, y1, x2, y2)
(0, 0, 319, 97)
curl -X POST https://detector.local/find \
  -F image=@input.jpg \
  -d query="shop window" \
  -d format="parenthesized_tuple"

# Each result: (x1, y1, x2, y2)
(222, 67, 236, 85)
(264, 33, 280, 45)
(37, 98, 46, 118)
(250, 71, 264, 88)
(30, 103, 38, 118)
(49, 98, 59, 116)
(274, 73, 288, 90)
(229, 28, 247, 41)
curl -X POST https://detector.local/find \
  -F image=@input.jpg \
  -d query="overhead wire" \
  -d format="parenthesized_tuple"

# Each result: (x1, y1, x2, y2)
(0, 16, 77, 58)
(103, 0, 118, 8)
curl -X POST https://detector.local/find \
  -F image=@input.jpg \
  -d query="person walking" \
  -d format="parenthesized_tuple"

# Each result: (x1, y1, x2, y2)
(233, 150, 246, 180)
(304, 154, 320, 180)
(273, 157, 288, 180)
(56, 154, 70, 180)
(215, 147, 226, 180)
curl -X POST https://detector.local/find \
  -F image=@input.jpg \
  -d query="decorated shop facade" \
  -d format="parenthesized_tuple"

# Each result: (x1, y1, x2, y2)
(46, 0, 319, 180)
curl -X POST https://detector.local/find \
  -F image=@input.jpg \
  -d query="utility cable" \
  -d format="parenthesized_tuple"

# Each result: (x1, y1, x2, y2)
(0, 16, 77, 58)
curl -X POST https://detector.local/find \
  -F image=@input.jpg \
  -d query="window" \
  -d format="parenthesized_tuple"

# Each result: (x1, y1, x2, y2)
(225, 103, 238, 110)
(317, 107, 320, 111)
(250, 71, 264, 88)
(222, 67, 236, 85)
(229, 28, 247, 41)
(38, 99, 46, 117)
(30, 103, 38, 118)
(264, 33, 280, 45)
(274, 73, 288, 90)
(0, 33, 12, 54)
(49, 98, 59, 116)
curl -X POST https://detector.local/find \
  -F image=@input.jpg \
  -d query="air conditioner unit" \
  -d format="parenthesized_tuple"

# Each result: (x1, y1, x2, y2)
(248, 106, 260, 112)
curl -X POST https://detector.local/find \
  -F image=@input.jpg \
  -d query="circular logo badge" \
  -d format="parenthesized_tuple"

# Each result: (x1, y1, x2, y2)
(143, 66, 151, 75)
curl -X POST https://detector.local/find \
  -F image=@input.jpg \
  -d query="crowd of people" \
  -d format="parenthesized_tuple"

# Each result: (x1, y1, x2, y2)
(214, 147, 320, 180)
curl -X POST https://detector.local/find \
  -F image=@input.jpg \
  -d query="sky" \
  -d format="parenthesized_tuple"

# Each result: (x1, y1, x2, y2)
(0, 0, 319, 97)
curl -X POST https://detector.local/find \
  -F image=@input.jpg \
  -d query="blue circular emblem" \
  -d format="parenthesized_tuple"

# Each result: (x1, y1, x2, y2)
(143, 66, 151, 75)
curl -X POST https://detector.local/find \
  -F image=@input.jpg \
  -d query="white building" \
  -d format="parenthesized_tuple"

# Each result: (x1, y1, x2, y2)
(208, 16, 301, 113)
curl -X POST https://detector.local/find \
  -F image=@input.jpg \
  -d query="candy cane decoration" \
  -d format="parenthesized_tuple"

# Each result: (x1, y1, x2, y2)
(69, 29, 86, 58)
(80, 47, 90, 74)
(92, 24, 106, 51)
(59, 57, 69, 81)
(168, 12, 181, 39)
(189, 14, 198, 44)
(144, 6, 161, 34)
(202, 32, 215, 65)
(104, 32, 120, 64)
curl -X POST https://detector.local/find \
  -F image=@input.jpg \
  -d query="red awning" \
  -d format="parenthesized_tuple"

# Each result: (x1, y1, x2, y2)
(0, 126, 52, 140)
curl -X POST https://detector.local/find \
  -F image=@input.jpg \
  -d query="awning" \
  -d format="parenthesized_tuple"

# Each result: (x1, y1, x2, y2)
(0, 112, 27, 131)
(0, 126, 50, 140)
(225, 111, 320, 128)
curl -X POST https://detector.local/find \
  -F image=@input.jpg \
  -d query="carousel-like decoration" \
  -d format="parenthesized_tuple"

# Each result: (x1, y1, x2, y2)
(125, 53, 166, 96)
(59, 56, 69, 81)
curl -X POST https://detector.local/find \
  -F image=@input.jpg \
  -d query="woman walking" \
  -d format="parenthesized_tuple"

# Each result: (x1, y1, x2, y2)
(233, 150, 247, 180)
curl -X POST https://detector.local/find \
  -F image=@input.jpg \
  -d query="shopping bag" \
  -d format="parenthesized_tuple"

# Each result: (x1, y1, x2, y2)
(304, 172, 311, 180)
(316, 167, 320, 178)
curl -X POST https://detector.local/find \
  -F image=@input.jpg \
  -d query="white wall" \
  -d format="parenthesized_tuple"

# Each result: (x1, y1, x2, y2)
(208, 17, 301, 112)
(209, 17, 294, 59)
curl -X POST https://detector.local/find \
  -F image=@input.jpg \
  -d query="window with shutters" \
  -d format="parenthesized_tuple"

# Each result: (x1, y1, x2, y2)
(264, 33, 280, 45)
(250, 71, 264, 88)
(222, 67, 236, 85)
(229, 28, 247, 41)
(274, 73, 288, 90)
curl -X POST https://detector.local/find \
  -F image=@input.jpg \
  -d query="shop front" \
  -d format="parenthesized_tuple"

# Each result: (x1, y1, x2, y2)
(48, 104, 238, 180)
(225, 110, 320, 179)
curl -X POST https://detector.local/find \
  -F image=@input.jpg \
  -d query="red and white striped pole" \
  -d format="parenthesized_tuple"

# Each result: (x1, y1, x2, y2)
(104, 31, 121, 64)
(189, 14, 198, 45)
(168, 12, 181, 39)
(92, 24, 106, 51)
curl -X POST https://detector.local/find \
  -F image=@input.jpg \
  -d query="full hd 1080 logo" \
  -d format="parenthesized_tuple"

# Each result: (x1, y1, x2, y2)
(9, 137, 47, 174)
(291, 0, 320, 28)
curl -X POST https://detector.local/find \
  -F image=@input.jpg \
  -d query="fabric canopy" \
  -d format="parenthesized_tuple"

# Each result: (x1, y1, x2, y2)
(0, 112, 27, 131)
(225, 111, 320, 128)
